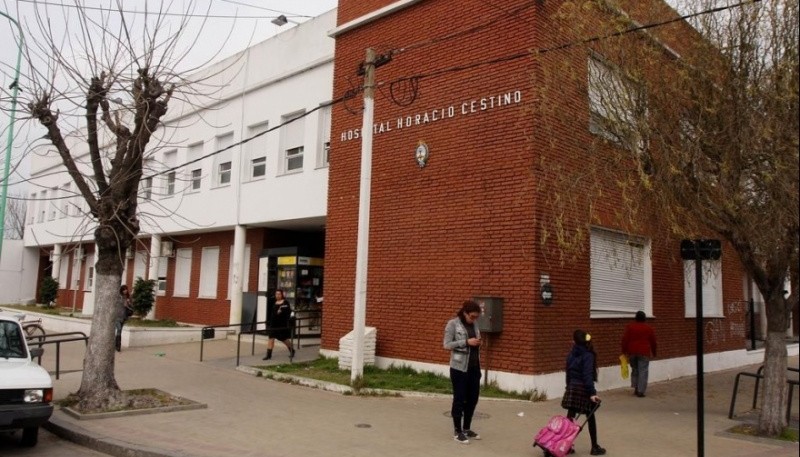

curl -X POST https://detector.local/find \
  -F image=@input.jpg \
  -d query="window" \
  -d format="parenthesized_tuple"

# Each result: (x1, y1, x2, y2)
(227, 245, 251, 299)
(684, 260, 723, 317)
(187, 142, 204, 192)
(163, 150, 177, 197)
(142, 177, 153, 200)
(280, 111, 305, 173)
(318, 104, 331, 167)
(199, 247, 219, 298)
(166, 172, 176, 195)
(246, 123, 268, 181)
(251, 157, 266, 179)
(286, 147, 304, 171)
(213, 133, 234, 187)
(157, 259, 168, 296)
(218, 162, 232, 185)
(587, 53, 645, 150)
(173, 248, 192, 297)
(60, 183, 70, 218)
(590, 227, 652, 317)
(191, 169, 202, 190)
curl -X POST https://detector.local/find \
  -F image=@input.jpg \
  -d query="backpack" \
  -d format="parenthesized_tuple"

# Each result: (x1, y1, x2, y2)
(532, 415, 581, 457)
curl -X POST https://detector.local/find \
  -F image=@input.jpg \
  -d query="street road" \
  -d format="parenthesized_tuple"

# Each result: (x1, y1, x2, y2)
(0, 428, 110, 456)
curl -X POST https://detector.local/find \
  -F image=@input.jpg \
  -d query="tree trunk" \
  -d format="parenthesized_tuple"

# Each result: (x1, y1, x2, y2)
(757, 293, 789, 436)
(76, 269, 124, 411)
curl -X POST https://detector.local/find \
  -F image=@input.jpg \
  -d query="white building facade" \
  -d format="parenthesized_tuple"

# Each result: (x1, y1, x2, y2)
(22, 9, 336, 326)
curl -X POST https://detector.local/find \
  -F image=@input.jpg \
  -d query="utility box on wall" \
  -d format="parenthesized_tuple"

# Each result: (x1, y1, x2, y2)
(473, 296, 503, 333)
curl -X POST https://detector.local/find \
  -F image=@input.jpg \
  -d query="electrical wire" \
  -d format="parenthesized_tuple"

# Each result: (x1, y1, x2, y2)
(15, 0, 306, 20)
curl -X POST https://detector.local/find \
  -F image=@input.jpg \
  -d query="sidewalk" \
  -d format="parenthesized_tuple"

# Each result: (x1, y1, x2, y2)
(41, 339, 799, 457)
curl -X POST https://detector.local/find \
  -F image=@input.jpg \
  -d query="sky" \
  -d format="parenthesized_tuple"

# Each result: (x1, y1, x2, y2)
(0, 0, 338, 195)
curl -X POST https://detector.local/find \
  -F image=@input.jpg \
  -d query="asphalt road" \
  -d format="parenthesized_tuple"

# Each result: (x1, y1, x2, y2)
(0, 428, 111, 456)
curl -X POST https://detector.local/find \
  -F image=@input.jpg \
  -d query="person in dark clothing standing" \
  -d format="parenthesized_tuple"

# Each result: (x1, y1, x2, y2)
(561, 329, 605, 455)
(443, 300, 483, 444)
(622, 310, 657, 397)
(263, 289, 295, 360)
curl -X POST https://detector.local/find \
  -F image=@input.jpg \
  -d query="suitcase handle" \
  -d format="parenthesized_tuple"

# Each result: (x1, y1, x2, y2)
(576, 401, 601, 429)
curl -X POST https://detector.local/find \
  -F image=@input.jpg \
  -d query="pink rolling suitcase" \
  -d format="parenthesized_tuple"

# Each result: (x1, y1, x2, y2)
(532, 403, 600, 457)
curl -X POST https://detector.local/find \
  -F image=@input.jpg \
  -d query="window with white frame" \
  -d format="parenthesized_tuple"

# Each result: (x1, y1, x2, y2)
(60, 183, 70, 218)
(38, 191, 46, 223)
(163, 150, 177, 197)
(318, 104, 331, 168)
(142, 177, 153, 200)
(187, 142, 203, 192)
(251, 157, 266, 179)
(226, 245, 251, 299)
(587, 52, 645, 150)
(590, 227, 652, 317)
(173, 248, 192, 297)
(199, 247, 219, 298)
(246, 123, 268, 180)
(218, 161, 232, 185)
(191, 169, 202, 190)
(157, 259, 168, 296)
(684, 260, 723, 317)
(213, 133, 234, 187)
(280, 111, 305, 173)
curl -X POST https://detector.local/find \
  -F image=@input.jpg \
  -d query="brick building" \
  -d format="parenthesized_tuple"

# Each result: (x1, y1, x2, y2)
(320, 0, 778, 395)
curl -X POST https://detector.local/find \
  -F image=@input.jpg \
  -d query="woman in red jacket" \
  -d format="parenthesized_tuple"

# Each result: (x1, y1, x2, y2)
(621, 311, 657, 397)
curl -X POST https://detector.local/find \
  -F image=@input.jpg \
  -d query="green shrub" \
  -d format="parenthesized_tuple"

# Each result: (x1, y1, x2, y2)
(39, 276, 59, 306)
(131, 277, 156, 317)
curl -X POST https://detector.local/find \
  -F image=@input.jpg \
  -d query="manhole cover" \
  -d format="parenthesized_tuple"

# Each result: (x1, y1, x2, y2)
(355, 423, 372, 428)
(443, 411, 490, 420)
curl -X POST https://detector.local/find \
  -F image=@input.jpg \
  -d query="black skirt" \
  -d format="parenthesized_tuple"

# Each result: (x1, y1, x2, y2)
(561, 382, 593, 414)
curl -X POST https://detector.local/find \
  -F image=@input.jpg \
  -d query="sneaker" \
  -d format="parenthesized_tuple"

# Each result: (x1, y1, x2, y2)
(590, 445, 607, 455)
(453, 432, 470, 444)
(463, 430, 481, 440)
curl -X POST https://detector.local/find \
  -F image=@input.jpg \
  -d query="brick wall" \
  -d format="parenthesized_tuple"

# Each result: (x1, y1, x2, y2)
(324, 0, 747, 376)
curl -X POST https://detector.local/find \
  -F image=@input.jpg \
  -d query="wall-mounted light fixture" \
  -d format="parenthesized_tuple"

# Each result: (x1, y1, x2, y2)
(271, 15, 300, 27)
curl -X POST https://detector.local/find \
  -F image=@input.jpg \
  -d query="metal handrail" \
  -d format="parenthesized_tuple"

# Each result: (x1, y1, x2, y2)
(27, 331, 89, 380)
(728, 365, 799, 422)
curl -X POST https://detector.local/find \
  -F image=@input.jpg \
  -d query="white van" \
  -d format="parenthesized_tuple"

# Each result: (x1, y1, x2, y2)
(0, 313, 54, 447)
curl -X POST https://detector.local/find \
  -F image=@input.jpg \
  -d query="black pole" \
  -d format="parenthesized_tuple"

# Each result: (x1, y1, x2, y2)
(695, 257, 704, 457)
(749, 298, 756, 350)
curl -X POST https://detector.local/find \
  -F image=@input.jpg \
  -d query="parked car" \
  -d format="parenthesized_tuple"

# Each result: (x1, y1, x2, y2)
(0, 312, 53, 446)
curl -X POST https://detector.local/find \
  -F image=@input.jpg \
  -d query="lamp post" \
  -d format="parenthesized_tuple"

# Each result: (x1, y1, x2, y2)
(0, 11, 24, 261)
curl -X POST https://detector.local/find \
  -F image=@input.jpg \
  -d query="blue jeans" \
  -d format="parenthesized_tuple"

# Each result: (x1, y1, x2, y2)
(630, 355, 650, 394)
(450, 366, 481, 433)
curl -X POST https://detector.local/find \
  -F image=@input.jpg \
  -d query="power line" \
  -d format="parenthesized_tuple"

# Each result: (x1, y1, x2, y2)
(15, 0, 307, 20)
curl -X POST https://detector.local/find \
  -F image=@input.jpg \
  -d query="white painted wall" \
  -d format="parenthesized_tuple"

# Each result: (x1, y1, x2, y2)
(24, 9, 336, 247)
(0, 240, 38, 304)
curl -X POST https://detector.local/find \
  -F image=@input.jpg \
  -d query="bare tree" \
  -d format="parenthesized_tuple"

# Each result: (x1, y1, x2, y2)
(14, 0, 233, 411)
(536, 0, 798, 436)
(4, 193, 26, 239)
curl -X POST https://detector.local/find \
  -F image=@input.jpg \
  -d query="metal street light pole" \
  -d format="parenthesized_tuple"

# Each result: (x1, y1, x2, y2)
(0, 11, 24, 261)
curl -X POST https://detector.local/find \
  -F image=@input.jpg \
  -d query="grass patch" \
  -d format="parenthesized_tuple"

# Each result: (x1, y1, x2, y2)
(1, 304, 70, 316)
(260, 356, 545, 401)
(125, 318, 185, 328)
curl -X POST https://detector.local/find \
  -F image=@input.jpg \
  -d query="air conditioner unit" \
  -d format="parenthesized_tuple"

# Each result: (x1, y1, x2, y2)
(160, 241, 174, 257)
